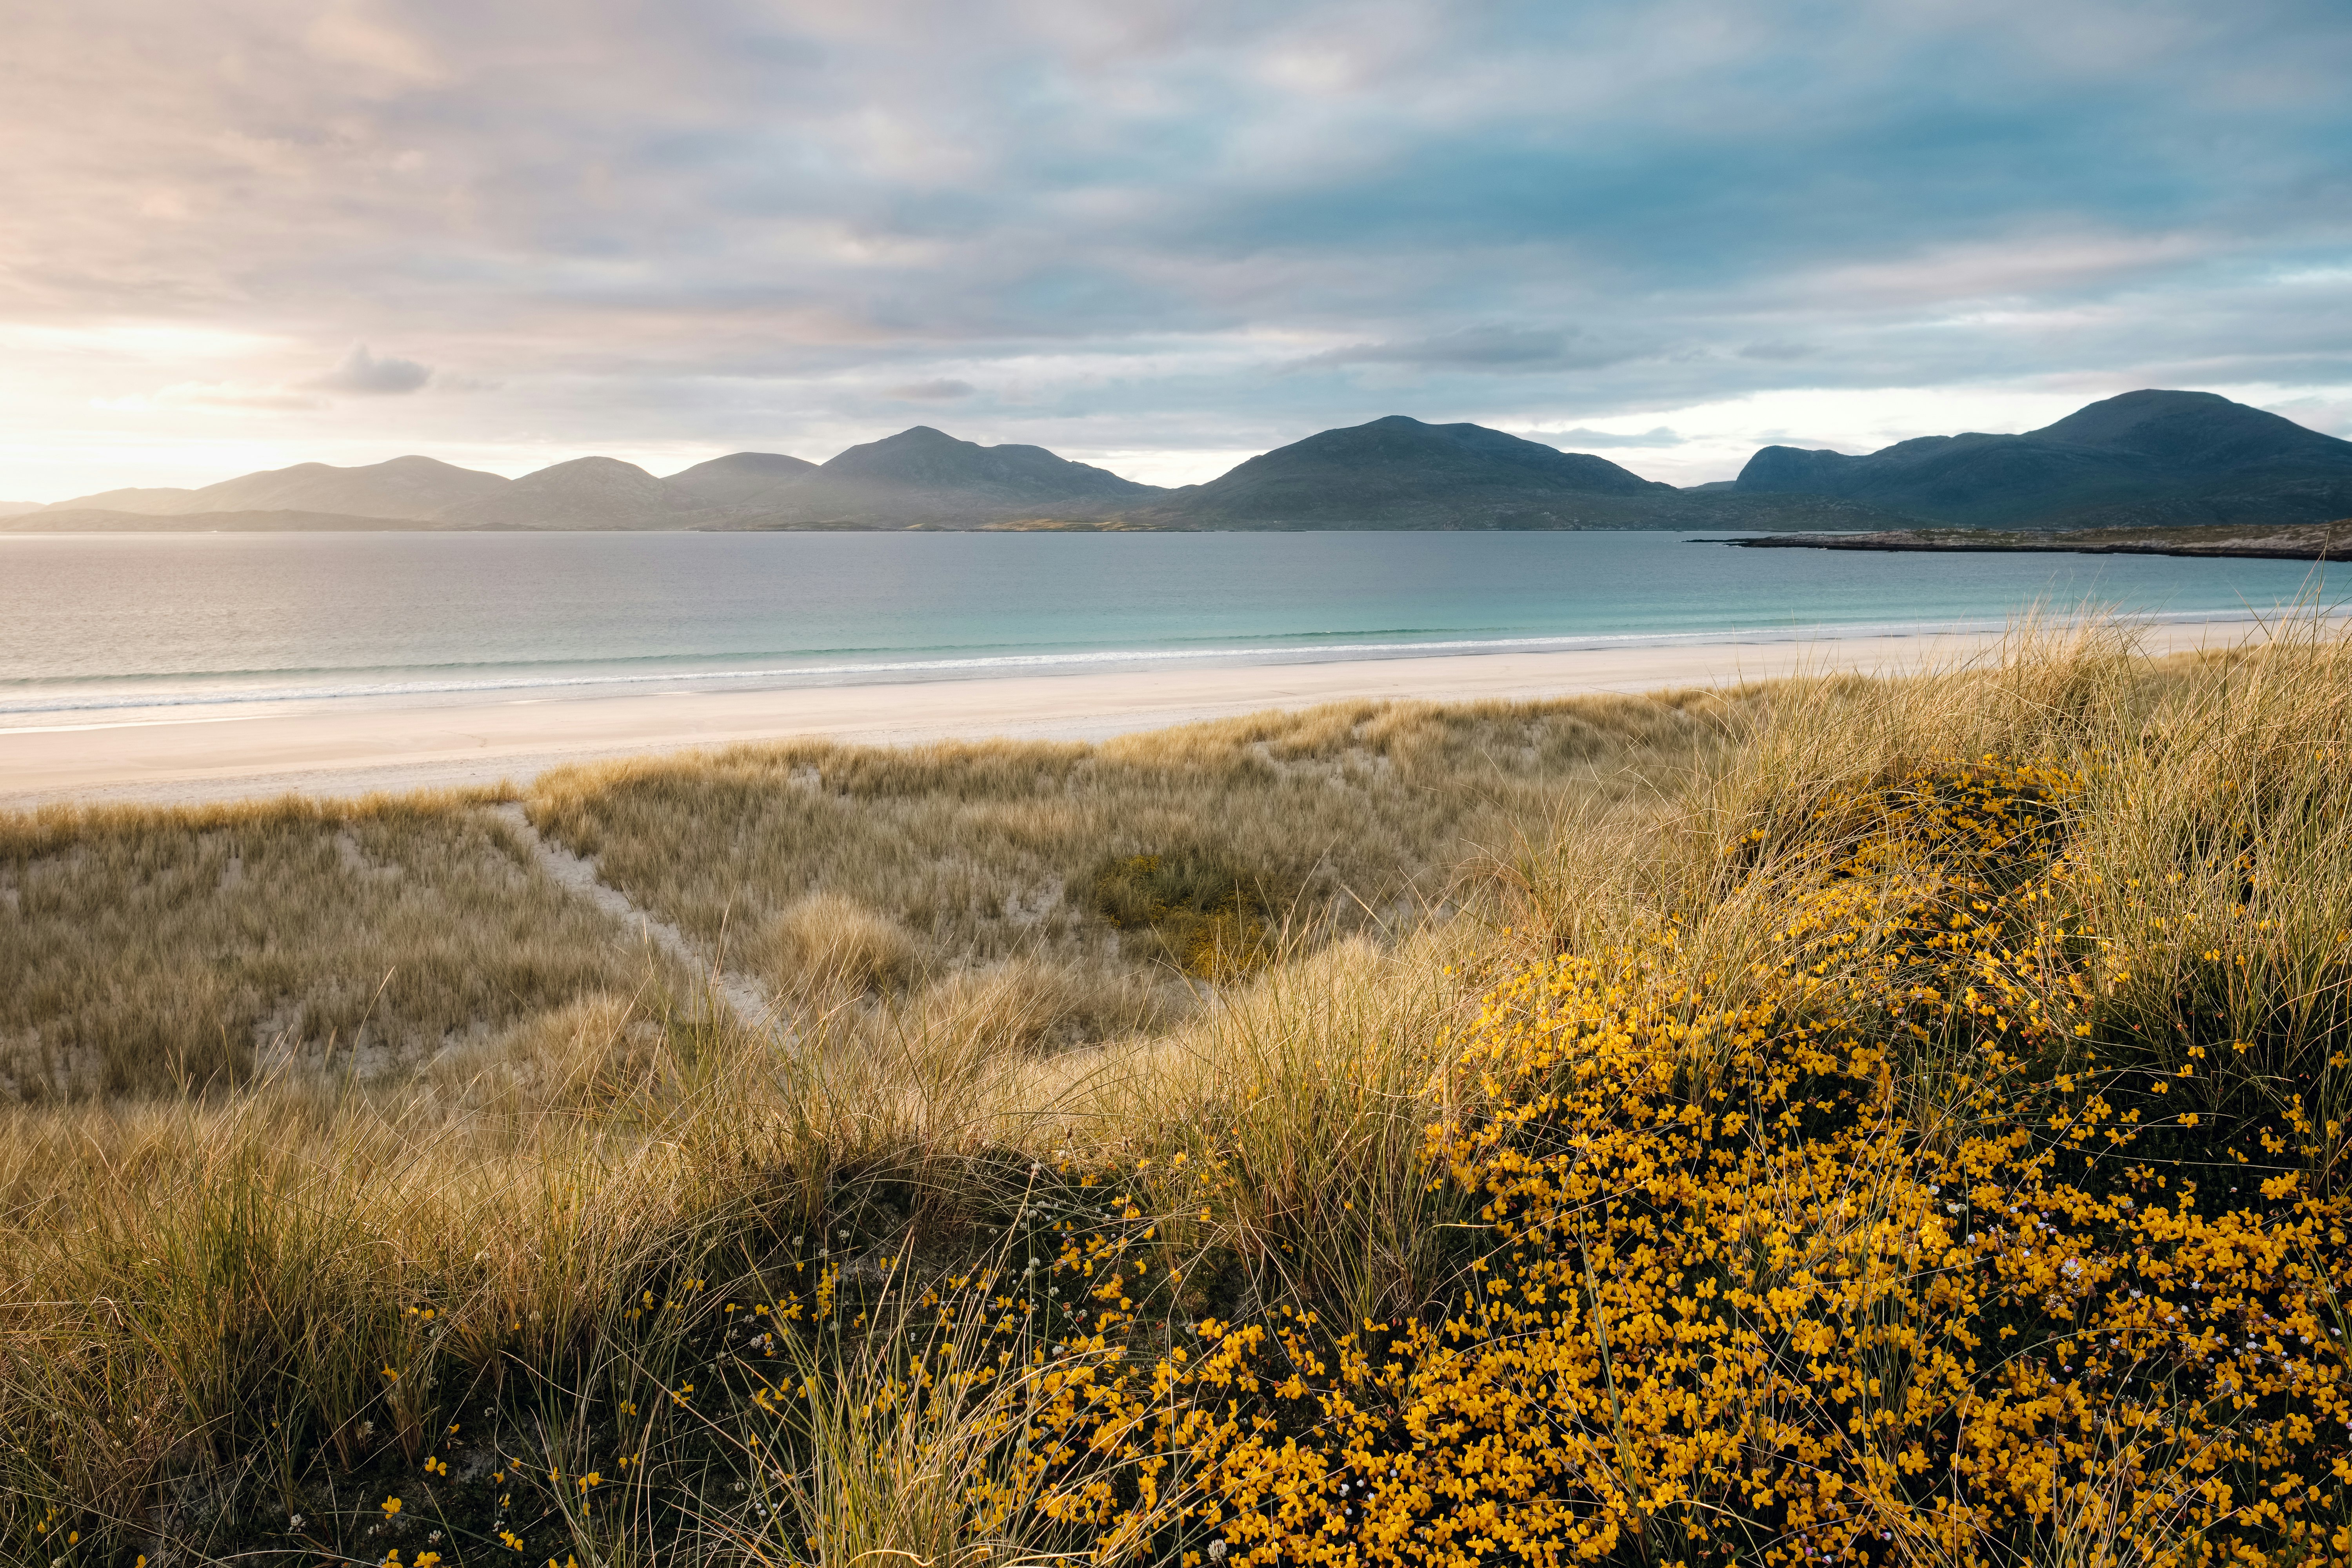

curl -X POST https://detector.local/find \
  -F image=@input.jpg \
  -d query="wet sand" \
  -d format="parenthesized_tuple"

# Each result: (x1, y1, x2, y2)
(0, 620, 2264, 809)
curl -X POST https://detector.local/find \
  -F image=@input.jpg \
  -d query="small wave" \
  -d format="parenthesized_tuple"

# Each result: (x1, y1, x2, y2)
(0, 608, 2276, 721)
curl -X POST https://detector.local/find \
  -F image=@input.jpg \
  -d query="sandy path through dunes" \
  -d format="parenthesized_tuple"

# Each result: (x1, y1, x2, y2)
(0, 620, 2276, 810)
(486, 802, 772, 1026)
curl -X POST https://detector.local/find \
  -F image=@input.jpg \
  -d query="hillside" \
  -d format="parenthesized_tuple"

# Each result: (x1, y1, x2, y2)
(1734, 389, 2352, 528)
(5, 507, 415, 532)
(42, 454, 509, 522)
(705, 426, 1164, 528)
(1143, 414, 1669, 528)
(662, 451, 820, 509)
(435, 456, 677, 529)
(1126, 414, 1921, 530)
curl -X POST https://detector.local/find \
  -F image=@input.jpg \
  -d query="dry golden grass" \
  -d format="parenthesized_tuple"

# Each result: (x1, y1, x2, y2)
(765, 890, 925, 999)
(525, 692, 1734, 972)
(0, 793, 673, 1101)
(2, 628, 2347, 1565)
(0, 692, 1732, 1107)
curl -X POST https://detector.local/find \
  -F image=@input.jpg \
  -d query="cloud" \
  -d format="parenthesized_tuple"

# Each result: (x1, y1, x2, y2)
(1531, 427, 1686, 450)
(886, 378, 977, 401)
(2265, 396, 2352, 437)
(1301, 326, 1634, 373)
(311, 346, 433, 396)
(304, 2, 447, 89)
(2, 0, 2350, 495)
(94, 382, 329, 412)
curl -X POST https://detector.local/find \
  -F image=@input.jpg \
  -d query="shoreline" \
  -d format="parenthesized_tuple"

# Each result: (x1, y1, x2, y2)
(0, 619, 2278, 810)
(1728, 519, 2351, 561)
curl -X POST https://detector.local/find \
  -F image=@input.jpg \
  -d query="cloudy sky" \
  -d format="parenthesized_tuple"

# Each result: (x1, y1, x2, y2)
(4, 0, 2349, 500)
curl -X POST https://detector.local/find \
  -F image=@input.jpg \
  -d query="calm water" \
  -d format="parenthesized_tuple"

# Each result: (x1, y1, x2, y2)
(1, 530, 2342, 720)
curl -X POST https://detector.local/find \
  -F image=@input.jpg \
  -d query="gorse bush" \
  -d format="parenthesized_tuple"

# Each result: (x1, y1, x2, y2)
(4, 626, 2350, 1567)
(844, 756, 2346, 1568)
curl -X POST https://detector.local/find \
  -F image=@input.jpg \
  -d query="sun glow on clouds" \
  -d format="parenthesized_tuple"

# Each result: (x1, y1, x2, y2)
(2, 0, 2349, 498)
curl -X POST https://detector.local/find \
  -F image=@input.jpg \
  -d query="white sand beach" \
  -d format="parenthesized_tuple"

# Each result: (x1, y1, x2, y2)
(0, 619, 2272, 809)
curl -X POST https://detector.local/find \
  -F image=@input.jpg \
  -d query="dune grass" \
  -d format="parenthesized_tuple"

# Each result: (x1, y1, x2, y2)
(521, 694, 1730, 1011)
(0, 794, 674, 1101)
(1, 692, 1732, 1103)
(0, 626, 2348, 1566)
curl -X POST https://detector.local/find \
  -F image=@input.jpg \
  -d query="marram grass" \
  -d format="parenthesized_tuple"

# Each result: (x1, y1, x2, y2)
(2, 622, 2350, 1567)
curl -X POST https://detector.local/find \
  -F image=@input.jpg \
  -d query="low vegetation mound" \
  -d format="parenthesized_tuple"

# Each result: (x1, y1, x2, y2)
(956, 758, 2350, 1565)
(1092, 849, 1290, 980)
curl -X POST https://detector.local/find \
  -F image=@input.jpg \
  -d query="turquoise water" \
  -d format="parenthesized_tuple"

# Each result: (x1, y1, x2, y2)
(0, 530, 2341, 718)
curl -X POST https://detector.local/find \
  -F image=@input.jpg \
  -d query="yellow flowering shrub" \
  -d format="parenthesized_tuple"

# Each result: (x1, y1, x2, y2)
(963, 762, 2352, 1568)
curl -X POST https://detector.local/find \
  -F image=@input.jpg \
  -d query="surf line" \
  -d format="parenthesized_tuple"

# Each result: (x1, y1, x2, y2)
(1, 607, 2284, 719)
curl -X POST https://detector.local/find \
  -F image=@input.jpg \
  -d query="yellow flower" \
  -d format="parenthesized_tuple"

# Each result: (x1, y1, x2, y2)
(382, 1497, 402, 1517)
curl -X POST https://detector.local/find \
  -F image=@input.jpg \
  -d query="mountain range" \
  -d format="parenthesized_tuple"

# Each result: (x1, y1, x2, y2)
(1732, 391, 2352, 530)
(12, 390, 2347, 534)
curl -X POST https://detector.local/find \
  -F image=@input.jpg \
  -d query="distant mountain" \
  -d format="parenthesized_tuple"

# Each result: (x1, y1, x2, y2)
(0, 501, 44, 518)
(1140, 415, 1685, 529)
(415, 431, 1157, 530)
(662, 452, 819, 510)
(26, 392, 2338, 535)
(1733, 390, 2352, 529)
(11, 422, 1910, 533)
(822, 427, 1152, 500)
(7, 508, 418, 533)
(707, 427, 1163, 528)
(37, 485, 216, 514)
(435, 456, 674, 529)
(43, 455, 508, 521)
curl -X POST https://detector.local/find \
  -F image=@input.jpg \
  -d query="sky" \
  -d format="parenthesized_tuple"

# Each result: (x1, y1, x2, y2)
(3, 0, 2350, 501)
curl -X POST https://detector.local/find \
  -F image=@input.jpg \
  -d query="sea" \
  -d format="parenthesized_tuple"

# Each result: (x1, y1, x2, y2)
(1, 530, 2343, 725)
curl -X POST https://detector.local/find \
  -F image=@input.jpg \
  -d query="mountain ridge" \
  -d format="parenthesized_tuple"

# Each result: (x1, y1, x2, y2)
(700, 426, 1164, 528)
(15, 390, 2343, 534)
(36, 455, 512, 522)
(1733, 389, 2352, 529)
(434, 456, 675, 531)
(1131, 415, 1672, 529)
(663, 452, 820, 510)
(12, 507, 441, 532)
